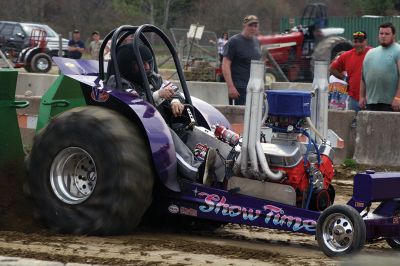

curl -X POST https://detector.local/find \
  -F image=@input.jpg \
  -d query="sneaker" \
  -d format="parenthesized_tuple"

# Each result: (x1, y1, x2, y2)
(202, 148, 217, 186)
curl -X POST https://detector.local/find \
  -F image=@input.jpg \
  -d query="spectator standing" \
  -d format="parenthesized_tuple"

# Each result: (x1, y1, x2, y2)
(217, 32, 228, 64)
(68, 29, 85, 59)
(329, 30, 371, 111)
(360, 22, 400, 112)
(222, 15, 261, 105)
(89, 31, 103, 60)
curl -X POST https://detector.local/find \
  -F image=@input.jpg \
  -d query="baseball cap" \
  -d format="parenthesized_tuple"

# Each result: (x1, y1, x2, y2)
(243, 15, 259, 25)
(73, 29, 80, 34)
(92, 31, 100, 35)
(353, 31, 367, 40)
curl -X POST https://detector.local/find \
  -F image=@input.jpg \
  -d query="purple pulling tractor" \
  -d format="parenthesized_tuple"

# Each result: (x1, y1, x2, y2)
(27, 24, 400, 257)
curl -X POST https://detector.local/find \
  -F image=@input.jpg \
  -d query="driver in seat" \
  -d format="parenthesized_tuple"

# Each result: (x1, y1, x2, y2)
(106, 43, 217, 185)
(107, 43, 185, 117)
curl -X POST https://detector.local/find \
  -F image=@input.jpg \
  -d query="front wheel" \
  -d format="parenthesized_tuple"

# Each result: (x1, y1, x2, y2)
(28, 106, 155, 235)
(30, 53, 52, 73)
(316, 205, 366, 257)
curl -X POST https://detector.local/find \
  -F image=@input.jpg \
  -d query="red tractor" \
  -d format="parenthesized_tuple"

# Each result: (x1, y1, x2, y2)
(15, 28, 53, 73)
(259, 3, 352, 83)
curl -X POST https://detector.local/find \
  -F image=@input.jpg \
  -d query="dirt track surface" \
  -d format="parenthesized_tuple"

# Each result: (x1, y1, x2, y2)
(1, 168, 400, 265)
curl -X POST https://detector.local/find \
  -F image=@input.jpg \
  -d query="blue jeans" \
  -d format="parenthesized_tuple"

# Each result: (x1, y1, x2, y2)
(347, 96, 360, 112)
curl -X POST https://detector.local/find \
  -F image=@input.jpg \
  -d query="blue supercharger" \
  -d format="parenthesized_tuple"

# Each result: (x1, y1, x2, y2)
(266, 90, 312, 117)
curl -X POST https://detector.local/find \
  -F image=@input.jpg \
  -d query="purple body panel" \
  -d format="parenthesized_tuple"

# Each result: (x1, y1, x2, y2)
(162, 179, 320, 235)
(347, 172, 400, 241)
(347, 172, 400, 213)
(53, 57, 106, 76)
(364, 214, 400, 240)
(352, 172, 400, 203)
(191, 97, 231, 129)
(110, 89, 180, 191)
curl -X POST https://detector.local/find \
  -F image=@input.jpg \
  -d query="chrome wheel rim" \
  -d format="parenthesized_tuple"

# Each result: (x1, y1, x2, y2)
(265, 72, 276, 86)
(322, 213, 354, 253)
(50, 147, 97, 204)
(36, 58, 49, 71)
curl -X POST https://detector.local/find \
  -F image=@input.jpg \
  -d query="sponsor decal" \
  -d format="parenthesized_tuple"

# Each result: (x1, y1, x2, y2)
(197, 191, 316, 232)
(193, 143, 208, 161)
(180, 207, 198, 217)
(168, 204, 179, 214)
(91, 87, 109, 102)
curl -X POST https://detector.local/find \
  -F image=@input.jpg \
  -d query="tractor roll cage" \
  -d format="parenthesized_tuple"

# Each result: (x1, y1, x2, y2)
(98, 24, 192, 106)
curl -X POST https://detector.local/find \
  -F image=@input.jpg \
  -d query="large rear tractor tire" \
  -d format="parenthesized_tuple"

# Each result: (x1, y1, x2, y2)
(28, 106, 155, 235)
(316, 205, 366, 257)
(312, 36, 353, 63)
(30, 53, 52, 73)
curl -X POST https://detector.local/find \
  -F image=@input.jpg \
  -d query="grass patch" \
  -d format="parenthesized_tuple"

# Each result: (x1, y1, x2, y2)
(342, 158, 357, 170)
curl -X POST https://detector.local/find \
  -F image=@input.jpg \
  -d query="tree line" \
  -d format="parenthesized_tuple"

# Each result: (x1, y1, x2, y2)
(1, 0, 399, 42)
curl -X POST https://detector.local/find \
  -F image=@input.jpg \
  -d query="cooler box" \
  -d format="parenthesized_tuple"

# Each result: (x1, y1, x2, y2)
(266, 90, 311, 117)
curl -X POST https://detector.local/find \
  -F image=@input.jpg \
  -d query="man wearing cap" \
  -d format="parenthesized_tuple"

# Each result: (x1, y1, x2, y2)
(68, 30, 85, 59)
(222, 15, 261, 105)
(329, 30, 371, 111)
(89, 31, 105, 60)
(360, 22, 400, 111)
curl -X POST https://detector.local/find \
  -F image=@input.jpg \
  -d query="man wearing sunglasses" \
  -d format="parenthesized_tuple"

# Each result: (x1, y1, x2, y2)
(360, 22, 400, 111)
(329, 30, 371, 112)
(222, 15, 261, 105)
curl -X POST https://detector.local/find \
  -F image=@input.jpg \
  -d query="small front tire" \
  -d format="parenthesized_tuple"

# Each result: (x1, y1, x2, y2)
(30, 53, 52, 73)
(316, 205, 366, 257)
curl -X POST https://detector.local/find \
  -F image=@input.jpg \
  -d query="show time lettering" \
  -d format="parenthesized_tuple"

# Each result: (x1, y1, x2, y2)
(198, 192, 260, 221)
(198, 192, 316, 232)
